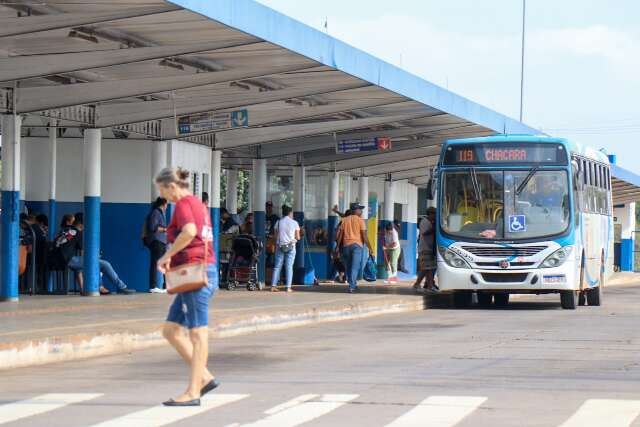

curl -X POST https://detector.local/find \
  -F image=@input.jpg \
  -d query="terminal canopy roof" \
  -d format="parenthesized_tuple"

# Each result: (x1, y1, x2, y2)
(0, 0, 638, 203)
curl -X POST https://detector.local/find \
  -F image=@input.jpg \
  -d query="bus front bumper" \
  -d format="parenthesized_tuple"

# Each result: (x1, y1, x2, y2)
(436, 259, 578, 293)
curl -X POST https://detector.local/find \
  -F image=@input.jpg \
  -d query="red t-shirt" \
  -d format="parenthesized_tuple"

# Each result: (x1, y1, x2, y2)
(167, 195, 215, 268)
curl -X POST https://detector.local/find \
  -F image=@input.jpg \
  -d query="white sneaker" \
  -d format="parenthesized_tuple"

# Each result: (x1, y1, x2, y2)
(150, 288, 167, 294)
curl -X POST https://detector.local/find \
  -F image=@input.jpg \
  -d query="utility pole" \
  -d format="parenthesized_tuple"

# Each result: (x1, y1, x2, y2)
(519, 0, 526, 122)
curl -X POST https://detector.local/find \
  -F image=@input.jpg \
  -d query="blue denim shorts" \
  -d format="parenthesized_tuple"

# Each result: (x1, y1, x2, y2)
(166, 264, 218, 329)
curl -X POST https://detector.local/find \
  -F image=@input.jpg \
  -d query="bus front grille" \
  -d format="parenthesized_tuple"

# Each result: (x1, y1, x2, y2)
(462, 246, 547, 257)
(481, 273, 529, 283)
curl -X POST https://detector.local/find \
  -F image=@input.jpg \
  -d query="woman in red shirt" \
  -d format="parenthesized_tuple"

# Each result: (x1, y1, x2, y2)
(155, 167, 219, 407)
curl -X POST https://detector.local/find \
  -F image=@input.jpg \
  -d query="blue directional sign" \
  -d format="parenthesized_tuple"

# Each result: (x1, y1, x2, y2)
(336, 137, 391, 154)
(177, 109, 249, 134)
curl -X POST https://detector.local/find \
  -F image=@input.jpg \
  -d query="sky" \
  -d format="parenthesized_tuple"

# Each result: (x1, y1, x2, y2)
(257, 0, 640, 171)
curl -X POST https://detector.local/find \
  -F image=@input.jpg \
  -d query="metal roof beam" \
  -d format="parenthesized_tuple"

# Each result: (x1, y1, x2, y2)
(258, 121, 470, 158)
(0, 40, 260, 83)
(215, 112, 433, 149)
(95, 81, 373, 127)
(0, 6, 181, 38)
(357, 157, 437, 176)
(14, 61, 317, 113)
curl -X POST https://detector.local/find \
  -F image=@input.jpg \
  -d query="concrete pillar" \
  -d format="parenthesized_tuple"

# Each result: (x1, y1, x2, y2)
(210, 150, 222, 270)
(383, 180, 395, 223)
(327, 172, 340, 277)
(620, 202, 636, 271)
(1, 114, 21, 302)
(358, 176, 369, 220)
(48, 121, 57, 241)
(342, 173, 351, 211)
(226, 169, 239, 214)
(293, 165, 306, 284)
(82, 128, 101, 296)
(252, 159, 267, 286)
(151, 140, 168, 200)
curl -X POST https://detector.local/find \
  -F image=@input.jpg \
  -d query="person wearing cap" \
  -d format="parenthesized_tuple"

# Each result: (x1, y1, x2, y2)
(335, 202, 373, 293)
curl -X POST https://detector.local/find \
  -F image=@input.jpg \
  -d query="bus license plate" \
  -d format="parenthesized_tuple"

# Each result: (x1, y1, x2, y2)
(543, 275, 566, 284)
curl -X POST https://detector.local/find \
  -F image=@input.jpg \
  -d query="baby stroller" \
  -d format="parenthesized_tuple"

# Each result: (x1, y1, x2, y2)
(225, 234, 262, 291)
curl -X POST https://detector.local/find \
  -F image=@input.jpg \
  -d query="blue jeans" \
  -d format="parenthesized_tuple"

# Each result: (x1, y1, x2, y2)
(341, 243, 363, 290)
(271, 246, 296, 288)
(167, 265, 218, 329)
(68, 256, 127, 290)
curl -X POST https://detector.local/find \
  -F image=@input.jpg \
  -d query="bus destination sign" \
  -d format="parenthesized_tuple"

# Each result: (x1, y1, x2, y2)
(444, 143, 567, 166)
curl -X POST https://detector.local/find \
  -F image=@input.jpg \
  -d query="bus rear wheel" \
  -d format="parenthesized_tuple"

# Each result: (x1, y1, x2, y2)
(560, 290, 578, 309)
(493, 293, 509, 307)
(453, 291, 473, 308)
(587, 265, 604, 306)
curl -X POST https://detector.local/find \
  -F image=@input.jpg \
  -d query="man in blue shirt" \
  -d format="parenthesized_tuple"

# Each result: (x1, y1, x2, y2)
(146, 198, 168, 293)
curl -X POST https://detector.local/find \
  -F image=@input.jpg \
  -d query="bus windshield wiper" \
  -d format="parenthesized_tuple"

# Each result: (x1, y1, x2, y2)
(516, 166, 540, 196)
(469, 167, 483, 204)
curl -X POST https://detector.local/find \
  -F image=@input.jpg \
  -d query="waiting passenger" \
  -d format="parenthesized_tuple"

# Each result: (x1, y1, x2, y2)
(383, 222, 401, 283)
(336, 203, 373, 293)
(201, 191, 209, 206)
(64, 213, 134, 295)
(220, 208, 239, 234)
(413, 207, 437, 292)
(145, 197, 168, 294)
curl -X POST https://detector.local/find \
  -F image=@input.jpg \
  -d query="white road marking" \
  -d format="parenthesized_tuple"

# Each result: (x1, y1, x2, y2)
(263, 394, 318, 415)
(385, 395, 487, 427)
(559, 399, 640, 427)
(240, 394, 358, 427)
(90, 394, 249, 427)
(0, 393, 102, 425)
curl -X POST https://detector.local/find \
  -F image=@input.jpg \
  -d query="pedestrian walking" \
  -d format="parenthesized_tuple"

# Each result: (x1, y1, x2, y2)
(336, 202, 373, 293)
(155, 167, 219, 407)
(144, 197, 168, 293)
(383, 222, 401, 283)
(270, 205, 300, 293)
(413, 207, 438, 292)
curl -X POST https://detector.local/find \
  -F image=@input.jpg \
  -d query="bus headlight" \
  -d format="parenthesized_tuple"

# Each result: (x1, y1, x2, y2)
(438, 246, 471, 269)
(540, 246, 574, 268)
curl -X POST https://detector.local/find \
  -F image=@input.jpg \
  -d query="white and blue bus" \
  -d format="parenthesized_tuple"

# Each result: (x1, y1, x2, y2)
(434, 135, 613, 309)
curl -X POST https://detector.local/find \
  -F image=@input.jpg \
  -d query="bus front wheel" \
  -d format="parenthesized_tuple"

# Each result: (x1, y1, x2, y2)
(453, 291, 473, 308)
(494, 293, 510, 307)
(560, 290, 578, 310)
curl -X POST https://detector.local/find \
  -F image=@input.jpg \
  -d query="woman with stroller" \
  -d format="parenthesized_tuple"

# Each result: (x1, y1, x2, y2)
(155, 167, 219, 407)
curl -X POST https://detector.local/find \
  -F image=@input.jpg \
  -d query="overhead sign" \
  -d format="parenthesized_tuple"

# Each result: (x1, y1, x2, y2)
(177, 109, 249, 134)
(336, 136, 392, 154)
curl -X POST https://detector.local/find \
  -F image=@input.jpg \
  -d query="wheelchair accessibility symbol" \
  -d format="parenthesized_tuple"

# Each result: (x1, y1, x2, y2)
(509, 215, 526, 232)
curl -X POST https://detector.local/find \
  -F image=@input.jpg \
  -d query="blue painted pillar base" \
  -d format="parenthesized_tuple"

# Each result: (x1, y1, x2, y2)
(326, 215, 338, 279)
(293, 211, 309, 285)
(48, 199, 57, 241)
(253, 211, 266, 284)
(621, 238, 634, 271)
(1, 191, 20, 301)
(211, 207, 220, 271)
(83, 196, 101, 296)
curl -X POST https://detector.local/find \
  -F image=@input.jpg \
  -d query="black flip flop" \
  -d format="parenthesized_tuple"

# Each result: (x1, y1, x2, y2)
(200, 379, 220, 397)
(163, 398, 200, 407)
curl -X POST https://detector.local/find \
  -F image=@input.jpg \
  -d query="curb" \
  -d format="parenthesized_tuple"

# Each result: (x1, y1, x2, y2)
(0, 297, 426, 371)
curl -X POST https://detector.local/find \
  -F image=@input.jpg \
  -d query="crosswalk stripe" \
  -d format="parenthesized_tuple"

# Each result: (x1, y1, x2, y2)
(240, 394, 358, 427)
(0, 393, 102, 425)
(385, 396, 487, 427)
(559, 399, 640, 427)
(90, 394, 249, 427)
(263, 394, 319, 415)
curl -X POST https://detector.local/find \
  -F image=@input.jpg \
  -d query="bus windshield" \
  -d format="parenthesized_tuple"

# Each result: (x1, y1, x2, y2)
(440, 169, 570, 240)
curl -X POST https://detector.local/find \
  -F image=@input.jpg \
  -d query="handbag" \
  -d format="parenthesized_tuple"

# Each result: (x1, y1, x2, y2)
(363, 255, 377, 282)
(165, 204, 211, 295)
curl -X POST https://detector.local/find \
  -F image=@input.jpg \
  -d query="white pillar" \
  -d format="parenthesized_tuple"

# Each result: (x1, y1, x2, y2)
(252, 159, 267, 285)
(151, 140, 168, 200)
(82, 128, 102, 296)
(384, 180, 395, 222)
(210, 151, 221, 209)
(358, 176, 369, 220)
(294, 165, 305, 213)
(48, 122, 58, 240)
(328, 171, 340, 216)
(342, 174, 351, 211)
(1, 114, 22, 301)
(226, 169, 239, 214)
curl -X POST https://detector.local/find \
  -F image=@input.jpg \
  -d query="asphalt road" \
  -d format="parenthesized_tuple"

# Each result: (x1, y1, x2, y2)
(1, 285, 640, 427)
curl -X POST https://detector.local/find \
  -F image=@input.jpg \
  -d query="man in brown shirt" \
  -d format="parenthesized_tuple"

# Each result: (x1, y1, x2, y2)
(335, 202, 373, 293)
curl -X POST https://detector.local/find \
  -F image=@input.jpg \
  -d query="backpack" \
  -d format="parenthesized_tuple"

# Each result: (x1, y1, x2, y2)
(141, 213, 154, 247)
